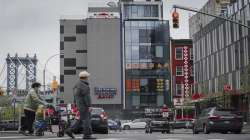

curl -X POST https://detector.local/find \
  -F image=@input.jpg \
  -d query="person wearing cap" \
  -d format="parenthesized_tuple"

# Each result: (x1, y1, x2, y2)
(65, 71, 96, 139)
(19, 82, 48, 136)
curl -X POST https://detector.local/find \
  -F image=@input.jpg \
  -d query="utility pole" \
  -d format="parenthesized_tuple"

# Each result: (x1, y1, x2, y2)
(173, 5, 250, 29)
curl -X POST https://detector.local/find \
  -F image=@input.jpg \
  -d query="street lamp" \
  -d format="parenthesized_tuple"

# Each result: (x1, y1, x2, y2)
(43, 54, 60, 94)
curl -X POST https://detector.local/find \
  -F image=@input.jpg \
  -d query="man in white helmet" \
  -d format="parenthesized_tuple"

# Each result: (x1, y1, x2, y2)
(65, 71, 96, 139)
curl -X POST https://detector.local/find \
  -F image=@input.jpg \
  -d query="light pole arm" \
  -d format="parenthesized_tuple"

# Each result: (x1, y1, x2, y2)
(173, 5, 250, 29)
(43, 54, 60, 93)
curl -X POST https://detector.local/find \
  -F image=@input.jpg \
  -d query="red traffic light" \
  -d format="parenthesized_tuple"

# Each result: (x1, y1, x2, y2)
(172, 9, 179, 28)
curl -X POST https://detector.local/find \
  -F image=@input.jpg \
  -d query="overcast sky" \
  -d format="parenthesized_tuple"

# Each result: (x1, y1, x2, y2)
(0, 0, 207, 88)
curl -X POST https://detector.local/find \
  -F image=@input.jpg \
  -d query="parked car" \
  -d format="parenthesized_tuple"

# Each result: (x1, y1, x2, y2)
(122, 118, 149, 130)
(108, 119, 119, 130)
(145, 118, 170, 134)
(71, 107, 109, 134)
(0, 120, 19, 131)
(170, 119, 193, 129)
(193, 107, 243, 134)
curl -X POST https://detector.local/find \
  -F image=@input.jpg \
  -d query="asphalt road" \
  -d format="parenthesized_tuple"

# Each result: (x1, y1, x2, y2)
(0, 130, 250, 140)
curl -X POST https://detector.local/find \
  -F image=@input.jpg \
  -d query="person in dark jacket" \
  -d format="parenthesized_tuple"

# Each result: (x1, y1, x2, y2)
(65, 71, 96, 139)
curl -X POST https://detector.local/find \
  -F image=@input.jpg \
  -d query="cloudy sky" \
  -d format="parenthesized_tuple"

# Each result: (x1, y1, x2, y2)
(0, 0, 207, 88)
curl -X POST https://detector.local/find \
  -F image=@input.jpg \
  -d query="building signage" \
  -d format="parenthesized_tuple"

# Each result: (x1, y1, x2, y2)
(88, 12, 120, 19)
(183, 46, 190, 98)
(94, 87, 117, 99)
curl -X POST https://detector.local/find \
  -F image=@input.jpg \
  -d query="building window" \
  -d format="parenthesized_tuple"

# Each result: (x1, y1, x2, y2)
(140, 95, 156, 106)
(76, 50, 87, 53)
(60, 75, 64, 84)
(176, 66, 183, 76)
(60, 55, 64, 58)
(140, 79, 148, 92)
(190, 48, 193, 60)
(139, 45, 151, 59)
(176, 84, 183, 96)
(175, 47, 183, 60)
(60, 86, 64, 92)
(76, 25, 87, 34)
(64, 36, 76, 42)
(60, 41, 64, 50)
(155, 46, 163, 58)
(60, 25, 64, 34)
(76, 66, 87, 70)
(64, 70, 76, 75)
(64, 58, 76, 67)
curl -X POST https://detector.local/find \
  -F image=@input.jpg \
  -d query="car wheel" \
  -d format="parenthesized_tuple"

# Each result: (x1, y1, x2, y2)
(166, 130, 170, 134)
(234, 129, 242, 134)
(161, 131, 165, 134)
(124, 125, 130, 130)
(203, 124, 210, 134)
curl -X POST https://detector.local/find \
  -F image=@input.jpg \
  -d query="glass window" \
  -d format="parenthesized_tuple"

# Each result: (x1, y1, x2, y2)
(139, 45, 151, 59)
(140, 95, 156, 105)
(176, 48, 183, 60)
(76, 25, 87, 34)
(176, 66, 183, 76)
(138, 6, 144, 17)
(151, 5, 158, 17)
(64, 36, 76, 42)
(155, 46, 163, 58)
(131, 30, 139, 43)
(144, 5, 151, 17)
(126, 46, 132, 60)
(140, 79, 148, 92)
(131, 6, 138, 17)
(190, 48, 193, 60)
(60, 25, 64, 34)
(132, 95, 140, 106)
(131, 46, 139, 60)
(64, 58, 76, 67)
(176, 84, 183, 96)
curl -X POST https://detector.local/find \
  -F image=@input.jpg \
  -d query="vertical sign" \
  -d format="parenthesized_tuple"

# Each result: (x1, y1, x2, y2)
(183, 46, 189, 97)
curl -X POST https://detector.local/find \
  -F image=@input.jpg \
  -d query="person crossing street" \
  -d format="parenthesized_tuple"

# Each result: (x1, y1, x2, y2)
(65, 71, 96, 139)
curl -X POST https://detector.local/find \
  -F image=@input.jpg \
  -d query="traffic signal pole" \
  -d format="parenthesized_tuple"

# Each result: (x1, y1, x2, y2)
(173, 5, 250, 29)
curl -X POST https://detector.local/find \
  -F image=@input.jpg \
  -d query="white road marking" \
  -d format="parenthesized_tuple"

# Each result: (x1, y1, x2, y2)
(0, 136, 128, 140)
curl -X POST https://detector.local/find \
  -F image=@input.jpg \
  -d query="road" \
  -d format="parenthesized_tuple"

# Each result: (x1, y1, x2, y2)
(0, 130, 250, 140)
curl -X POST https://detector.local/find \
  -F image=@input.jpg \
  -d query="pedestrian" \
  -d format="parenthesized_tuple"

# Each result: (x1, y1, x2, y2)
(19, 82, 48, 136)
(115, 119, 122, 132)
(65, 71, 96, 139)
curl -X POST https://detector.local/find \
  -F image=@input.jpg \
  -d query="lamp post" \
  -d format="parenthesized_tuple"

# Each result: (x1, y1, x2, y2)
(43, 54, 60, 94)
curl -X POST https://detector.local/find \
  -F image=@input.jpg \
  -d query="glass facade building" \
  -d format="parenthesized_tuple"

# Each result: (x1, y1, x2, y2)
(121, 0, 170, 110)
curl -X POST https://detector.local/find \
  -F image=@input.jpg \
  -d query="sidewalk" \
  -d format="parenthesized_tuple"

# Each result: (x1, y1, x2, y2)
(243, 124, 250, 134)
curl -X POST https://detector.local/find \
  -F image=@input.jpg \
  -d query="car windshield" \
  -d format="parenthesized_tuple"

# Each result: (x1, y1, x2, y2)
(91, 108, 104, 115)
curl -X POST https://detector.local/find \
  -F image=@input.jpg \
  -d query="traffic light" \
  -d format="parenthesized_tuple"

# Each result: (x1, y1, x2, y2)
(172, 9, 179, 28)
